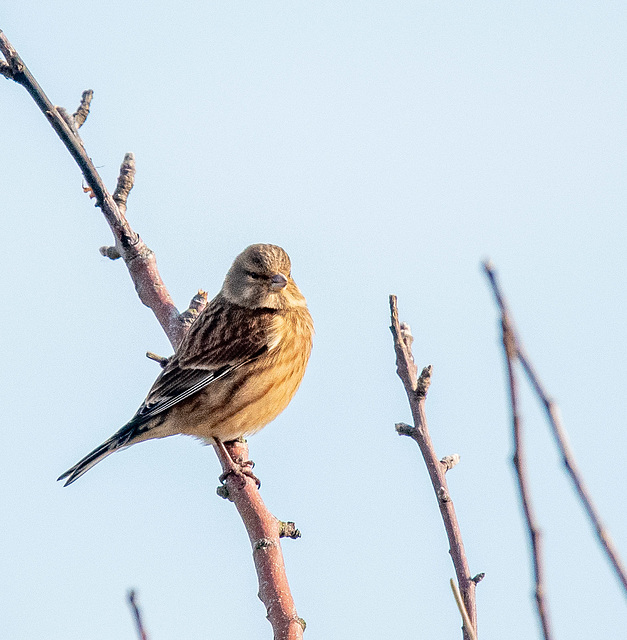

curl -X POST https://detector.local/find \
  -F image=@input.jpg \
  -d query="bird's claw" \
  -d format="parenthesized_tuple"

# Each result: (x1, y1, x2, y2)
(219, 460, 261, 489)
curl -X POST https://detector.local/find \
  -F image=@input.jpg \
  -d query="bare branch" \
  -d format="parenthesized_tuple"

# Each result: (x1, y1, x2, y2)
(484, 261, 627, 597)
(390, 295, 478, 640)
(500, 309, 553, 640)
(0, 30, 183, 349)
(127, 590, 149, 640)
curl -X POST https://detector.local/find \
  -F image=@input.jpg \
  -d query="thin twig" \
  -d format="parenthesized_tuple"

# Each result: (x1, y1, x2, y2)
(518, 348, 627, 594)
(501, 312, 553, 640)
(390, 295, 478, 640)
(0, 30, 183, 348)
(450, 579, 478, 640)
(113, 152, 136, 216)
(128, 590, 149, 640)
(72, 89, 92, 128)
(179, 289, 209, 327)
(484, 260, 627, 597)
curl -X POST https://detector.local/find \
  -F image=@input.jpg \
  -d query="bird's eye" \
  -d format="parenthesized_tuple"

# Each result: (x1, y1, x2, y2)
(245, 270, 265, 280)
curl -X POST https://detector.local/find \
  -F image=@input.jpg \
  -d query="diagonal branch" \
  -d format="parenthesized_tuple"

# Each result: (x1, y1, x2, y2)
(484, 261, 627, 598)
(0, 29, 183, 348)
(390, 295, 478, 640)
(127, 590, 150, 640)
(2, 29, 302, 638)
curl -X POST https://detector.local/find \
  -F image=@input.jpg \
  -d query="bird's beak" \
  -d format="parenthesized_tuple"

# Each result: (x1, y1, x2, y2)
(270, 273, 289, 290)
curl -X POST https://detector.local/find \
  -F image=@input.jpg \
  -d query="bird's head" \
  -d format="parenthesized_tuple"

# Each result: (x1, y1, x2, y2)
(221, 244, 307, 310)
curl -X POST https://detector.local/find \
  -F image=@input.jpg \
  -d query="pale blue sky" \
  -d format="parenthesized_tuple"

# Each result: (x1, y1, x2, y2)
(1, 2, 626, 638)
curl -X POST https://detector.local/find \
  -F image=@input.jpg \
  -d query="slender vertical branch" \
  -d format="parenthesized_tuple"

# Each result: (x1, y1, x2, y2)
(390, 295, 477, 640)
(484, 260, 627, 598)
(501, 315, 553, 640)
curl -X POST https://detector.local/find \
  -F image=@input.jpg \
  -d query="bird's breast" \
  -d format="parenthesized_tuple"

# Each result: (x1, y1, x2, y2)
(173, 306, 313, 443)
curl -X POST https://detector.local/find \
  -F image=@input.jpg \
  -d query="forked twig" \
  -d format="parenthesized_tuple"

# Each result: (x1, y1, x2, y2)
(390, 295, 478, 640)
(484, 261, 627, 599)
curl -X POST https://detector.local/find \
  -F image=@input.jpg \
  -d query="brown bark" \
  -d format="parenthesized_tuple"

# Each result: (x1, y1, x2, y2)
(215, 439, 305, 640)
(389, 295, 478, 640)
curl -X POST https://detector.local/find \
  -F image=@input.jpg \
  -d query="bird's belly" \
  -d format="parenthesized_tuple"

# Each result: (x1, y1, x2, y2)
(167, 353, 307, 443)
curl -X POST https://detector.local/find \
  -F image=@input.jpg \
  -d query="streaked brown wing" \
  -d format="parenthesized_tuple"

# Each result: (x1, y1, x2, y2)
(176, 295, 279, 369)
(128, 296, 279, 428)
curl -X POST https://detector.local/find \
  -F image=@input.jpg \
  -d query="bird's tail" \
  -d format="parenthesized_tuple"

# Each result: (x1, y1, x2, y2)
(57, 432, 131, 487)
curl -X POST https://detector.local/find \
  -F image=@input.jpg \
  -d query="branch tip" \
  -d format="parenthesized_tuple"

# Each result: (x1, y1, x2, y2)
(113, 153, 136, 215)
(279, 521, 301, 539)
(146, 352, 170, 368)
(482, 258, 495, 276)
(395, 422, 415, 437)
(389, 294, 419, 390)
(471, 573, 485, 584)
(73, 89, 93, 128)
(127, 589, 149, 640)
(99, 245, 121, 260)
(441, 454, 461, 471)
(416, 365, 432, 397)
(399, 321, 414, 350)
(179, 289, 209, 327)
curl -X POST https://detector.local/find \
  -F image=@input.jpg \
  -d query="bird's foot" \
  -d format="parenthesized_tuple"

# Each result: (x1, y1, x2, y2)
(214, 438, 261, 496)
(219, 460, 261, 489)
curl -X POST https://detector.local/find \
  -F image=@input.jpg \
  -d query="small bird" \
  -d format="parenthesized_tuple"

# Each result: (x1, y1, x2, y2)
(59, 244, 313, 486)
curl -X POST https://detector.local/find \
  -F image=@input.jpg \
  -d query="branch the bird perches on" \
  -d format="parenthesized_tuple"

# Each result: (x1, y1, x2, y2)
(0, 29, 304, 640)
